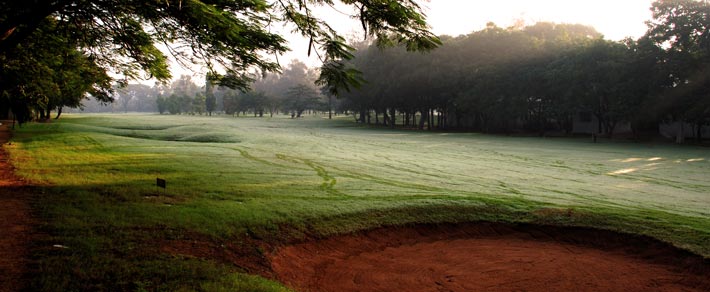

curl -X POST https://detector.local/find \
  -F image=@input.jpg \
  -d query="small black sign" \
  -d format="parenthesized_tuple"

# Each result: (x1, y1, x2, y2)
(156, 178, 166, 189)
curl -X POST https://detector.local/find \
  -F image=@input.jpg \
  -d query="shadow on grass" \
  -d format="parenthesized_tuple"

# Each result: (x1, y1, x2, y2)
(21, 177, 710, 291)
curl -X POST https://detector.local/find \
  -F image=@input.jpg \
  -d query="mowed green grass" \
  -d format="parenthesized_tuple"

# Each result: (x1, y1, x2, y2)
(7, 114, 710, 291)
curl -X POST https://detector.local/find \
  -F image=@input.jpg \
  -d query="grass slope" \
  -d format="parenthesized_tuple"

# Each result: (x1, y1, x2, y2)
(6, 114, 710, 291)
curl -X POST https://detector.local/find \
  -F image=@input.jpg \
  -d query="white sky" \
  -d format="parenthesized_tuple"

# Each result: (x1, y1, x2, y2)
(166, 0, 656, 84)
(425, 0, 654, 39)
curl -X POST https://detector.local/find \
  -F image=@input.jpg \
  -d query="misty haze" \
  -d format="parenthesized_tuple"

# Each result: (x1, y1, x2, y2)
(0, 1, 708, 292)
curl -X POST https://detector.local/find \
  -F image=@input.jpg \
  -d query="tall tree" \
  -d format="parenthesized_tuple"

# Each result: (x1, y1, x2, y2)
(645, 0, 710, 142)
(192, 92, 206, 115)
(222, 90, 240, 116)
(316, 35, 365, 119)
(205, 75, 216, 116)
(284, 84, 320, 118)
(0, 18, 112, 124)
(1, 0, 439, 94)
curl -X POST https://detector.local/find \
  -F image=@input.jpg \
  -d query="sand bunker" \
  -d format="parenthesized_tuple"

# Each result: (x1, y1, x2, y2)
(270, 223, 709, 292)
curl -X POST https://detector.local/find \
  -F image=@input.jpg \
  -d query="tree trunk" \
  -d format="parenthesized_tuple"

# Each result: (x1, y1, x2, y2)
(427, 109, 431, 130)
(441, 109, 447, 129)
(390, 108, 396, 128)
(0, 3, 63, 54)
(55, 107, 63, 119)
(480, 113, 488, 133)
(596, 113, 603, 135)
(437, 111, 442, 129)
(606, 121, 616, 139)
(1, 27, 16, 42)
(328, 96, 332, 119)
(428, 108, 434, 130)
(564, 114, 573, 135)
(676, 122, 685, 144)
(538, 104, 545, 137)
(383, 110, 389, 126)
(418, 109, 427, 130)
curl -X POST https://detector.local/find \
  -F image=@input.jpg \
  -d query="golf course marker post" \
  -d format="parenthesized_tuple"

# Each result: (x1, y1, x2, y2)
(156, 178, 166, 195)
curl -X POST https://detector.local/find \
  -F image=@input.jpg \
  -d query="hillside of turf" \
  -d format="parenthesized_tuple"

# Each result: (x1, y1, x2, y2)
(6, 114, 709, 291)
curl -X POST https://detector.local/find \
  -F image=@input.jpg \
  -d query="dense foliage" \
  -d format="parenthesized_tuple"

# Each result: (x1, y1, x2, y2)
(0, 19, 113, 124)
(338, 7, 709, 140)
(3, 0, 709, 141)
(113, 0, 710, 142)
(0, 0, 439, 124)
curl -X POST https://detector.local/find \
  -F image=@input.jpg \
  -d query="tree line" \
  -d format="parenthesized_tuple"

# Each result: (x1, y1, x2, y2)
(336, 0, 710, 142)
(3, 0, 707, 143)
(123, 0, 708, 142)
(74, 60, 342, 118)
(1, 0, 437, 125)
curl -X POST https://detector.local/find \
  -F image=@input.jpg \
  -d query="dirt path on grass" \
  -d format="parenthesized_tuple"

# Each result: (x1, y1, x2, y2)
(270, 223, 710, 292)
(0, 121, 33, 292)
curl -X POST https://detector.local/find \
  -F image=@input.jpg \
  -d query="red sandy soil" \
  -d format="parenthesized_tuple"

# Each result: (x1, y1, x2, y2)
(270, 223, 710, 292)
(0, 121, 33, 292)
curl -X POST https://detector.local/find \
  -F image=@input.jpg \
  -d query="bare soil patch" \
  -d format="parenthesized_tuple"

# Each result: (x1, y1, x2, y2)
(0, 121, 33, 292)
(270, 223, 710, 292)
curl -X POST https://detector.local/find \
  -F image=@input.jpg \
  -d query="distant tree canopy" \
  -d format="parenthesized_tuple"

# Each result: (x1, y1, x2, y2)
(339, 22, 626, 133)
(216, 60, 326, 118)
(328, 0, 710, 141)
(75, 61, 330, 117)
(0, 0, 440, 124)
(3, 0, 708, 142)
(105, 0, 710, 143)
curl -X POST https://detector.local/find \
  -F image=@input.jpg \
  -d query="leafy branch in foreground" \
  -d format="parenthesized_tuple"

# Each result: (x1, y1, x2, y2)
(1, 0, 440, 98)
